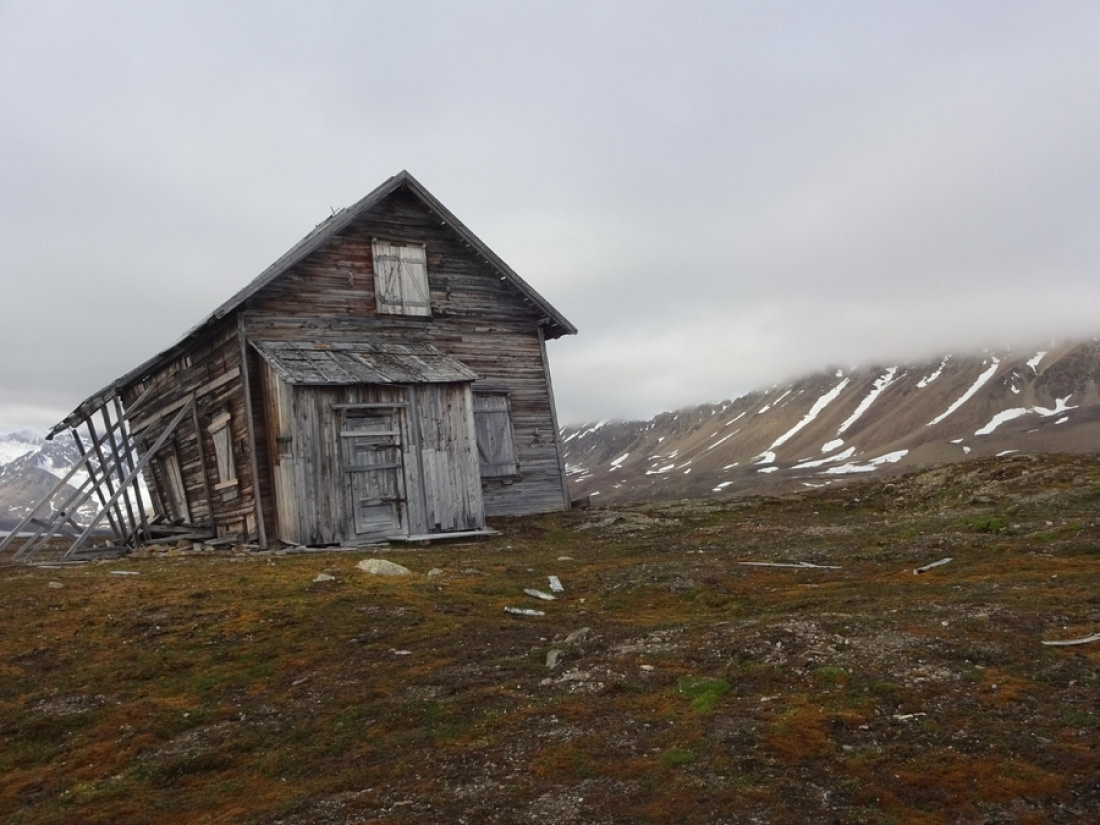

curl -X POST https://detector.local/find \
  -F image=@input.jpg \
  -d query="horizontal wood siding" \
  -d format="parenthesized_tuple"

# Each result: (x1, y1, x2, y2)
(241, 187, 569, 520)
(120, 319, 260, 539)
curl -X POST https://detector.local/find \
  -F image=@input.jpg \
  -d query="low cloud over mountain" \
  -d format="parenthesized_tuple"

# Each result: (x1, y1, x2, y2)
(562, 339, 1100, 505)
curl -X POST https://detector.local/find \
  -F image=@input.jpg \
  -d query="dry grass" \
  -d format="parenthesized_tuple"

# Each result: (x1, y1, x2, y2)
(2, 453, 1099, 824)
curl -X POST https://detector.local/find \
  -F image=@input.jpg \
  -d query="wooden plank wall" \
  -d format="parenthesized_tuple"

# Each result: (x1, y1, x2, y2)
(242, 187, 570, 520)
(409, 382, 485, 533)
(121, 319, 260, 540)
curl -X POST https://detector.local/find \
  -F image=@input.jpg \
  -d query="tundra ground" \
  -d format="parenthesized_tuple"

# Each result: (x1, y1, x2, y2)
(2, 454, 1099, 824)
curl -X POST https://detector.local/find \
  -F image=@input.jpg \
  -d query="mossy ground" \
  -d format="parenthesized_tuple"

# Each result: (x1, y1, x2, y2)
(2, 454, 1098, 824)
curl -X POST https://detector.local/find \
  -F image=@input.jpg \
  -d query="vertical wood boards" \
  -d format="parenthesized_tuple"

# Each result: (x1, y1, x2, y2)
(258, 359, 485, 544)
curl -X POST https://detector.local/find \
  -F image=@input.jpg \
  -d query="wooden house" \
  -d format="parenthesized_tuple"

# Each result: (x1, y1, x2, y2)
(5, 171, 576, 558)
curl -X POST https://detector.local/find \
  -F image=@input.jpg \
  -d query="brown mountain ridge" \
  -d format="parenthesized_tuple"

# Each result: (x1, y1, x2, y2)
(561, 338, 1100, 504)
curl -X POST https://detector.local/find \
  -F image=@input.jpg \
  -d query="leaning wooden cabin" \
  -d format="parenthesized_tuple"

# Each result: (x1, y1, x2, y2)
(11, 171, 576, 556)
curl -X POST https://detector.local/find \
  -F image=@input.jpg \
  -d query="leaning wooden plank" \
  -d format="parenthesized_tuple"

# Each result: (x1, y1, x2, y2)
(238, 316, 267, 549)
(14, 471, 103, 559)
(1041, 632, 1100, 647)
(524, 588, 557, 601)
(915, 557, 953, 574)
(128, 369, 242, 433)
(109, 397, 151, 543)
(80, 422, 124, 542)
(504, 606, 545, 617)
(61, 402, 194, 559)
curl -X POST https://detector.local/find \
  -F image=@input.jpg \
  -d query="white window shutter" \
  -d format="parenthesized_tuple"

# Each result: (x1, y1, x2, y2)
(373, 241, 429, 316)
(473, 393, 519, 477)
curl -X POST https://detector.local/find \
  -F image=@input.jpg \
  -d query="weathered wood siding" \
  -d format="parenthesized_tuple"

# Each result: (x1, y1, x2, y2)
(120, 319, 261, 540)
(241, 187, 569, 518)
(259, 365, 484, 545)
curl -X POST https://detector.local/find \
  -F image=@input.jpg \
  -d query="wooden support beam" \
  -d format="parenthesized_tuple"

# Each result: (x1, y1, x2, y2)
(73, 426, 122, 543)
(97, 404, 138, 543)
(238, 316, 267, 549)
(113, 395, 151, 543)
(62, 401, 195, 558)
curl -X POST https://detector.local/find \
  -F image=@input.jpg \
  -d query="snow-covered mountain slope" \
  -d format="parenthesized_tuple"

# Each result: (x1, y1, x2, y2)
(561, 339, 1100, 504)
(0, 431, 88, 530)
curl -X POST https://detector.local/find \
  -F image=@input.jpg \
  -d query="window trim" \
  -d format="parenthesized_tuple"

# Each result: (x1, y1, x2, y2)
(208, 412, 239, 494)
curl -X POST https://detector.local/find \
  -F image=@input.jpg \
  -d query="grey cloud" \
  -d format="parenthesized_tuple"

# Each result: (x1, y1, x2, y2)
(3, 1, 1100, 433)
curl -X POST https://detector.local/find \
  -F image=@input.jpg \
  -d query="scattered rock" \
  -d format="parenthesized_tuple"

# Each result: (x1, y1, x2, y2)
(356, 558, 412, 576)
(313, 573, 336, 583)
(564, 627, 591, 644)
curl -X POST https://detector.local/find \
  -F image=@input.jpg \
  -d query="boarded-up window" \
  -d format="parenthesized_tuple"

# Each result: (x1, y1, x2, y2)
(473, 392, 519, 478)
(372, 240, 430, 316)
(159, 449, 189, 522)
(208, 412, 238, 498)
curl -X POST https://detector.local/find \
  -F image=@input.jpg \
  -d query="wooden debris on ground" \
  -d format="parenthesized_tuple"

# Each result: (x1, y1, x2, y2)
(915, 557, 954, 574)
(1041, 631, 1100, 647)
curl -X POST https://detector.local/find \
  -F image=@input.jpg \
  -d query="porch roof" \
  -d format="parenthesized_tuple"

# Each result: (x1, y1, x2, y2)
(252, 341, 479, 385)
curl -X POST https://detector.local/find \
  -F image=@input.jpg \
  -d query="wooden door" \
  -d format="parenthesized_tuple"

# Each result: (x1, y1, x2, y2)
(340, 406, 406, 539)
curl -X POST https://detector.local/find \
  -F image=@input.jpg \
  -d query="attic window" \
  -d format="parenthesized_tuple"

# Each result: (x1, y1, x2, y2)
(473, 391, 519, 478)
(372, 240, 430, 316)
(208, 412, 238, 498)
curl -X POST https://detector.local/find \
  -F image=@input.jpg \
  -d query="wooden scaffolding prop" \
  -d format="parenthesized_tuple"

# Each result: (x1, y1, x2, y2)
(0, 393, 197, 562)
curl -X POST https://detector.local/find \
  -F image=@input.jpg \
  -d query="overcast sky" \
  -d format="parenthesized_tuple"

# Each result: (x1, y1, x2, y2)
(3, 1, 1099, 433)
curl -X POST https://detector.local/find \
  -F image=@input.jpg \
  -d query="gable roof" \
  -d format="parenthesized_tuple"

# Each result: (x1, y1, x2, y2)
(205, 170, 577, 341)
(49, 171, 576, 438)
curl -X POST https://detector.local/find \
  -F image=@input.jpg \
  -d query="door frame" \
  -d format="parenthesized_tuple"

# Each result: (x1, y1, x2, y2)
(337, 402, 409, 541)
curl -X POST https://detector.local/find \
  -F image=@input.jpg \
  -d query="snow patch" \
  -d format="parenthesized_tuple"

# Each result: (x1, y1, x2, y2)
(793, 446, 856, 469)
(927, 358, 1000, 427)
(974, 396, 1076, 435)
(757, 388, 791, 414)
(822, 450, 909, 475)
(767, 377, 850, 451)
(917, 356, 950, 388)
(836, 368, 896, 436)
(706, 433, 735, 451)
